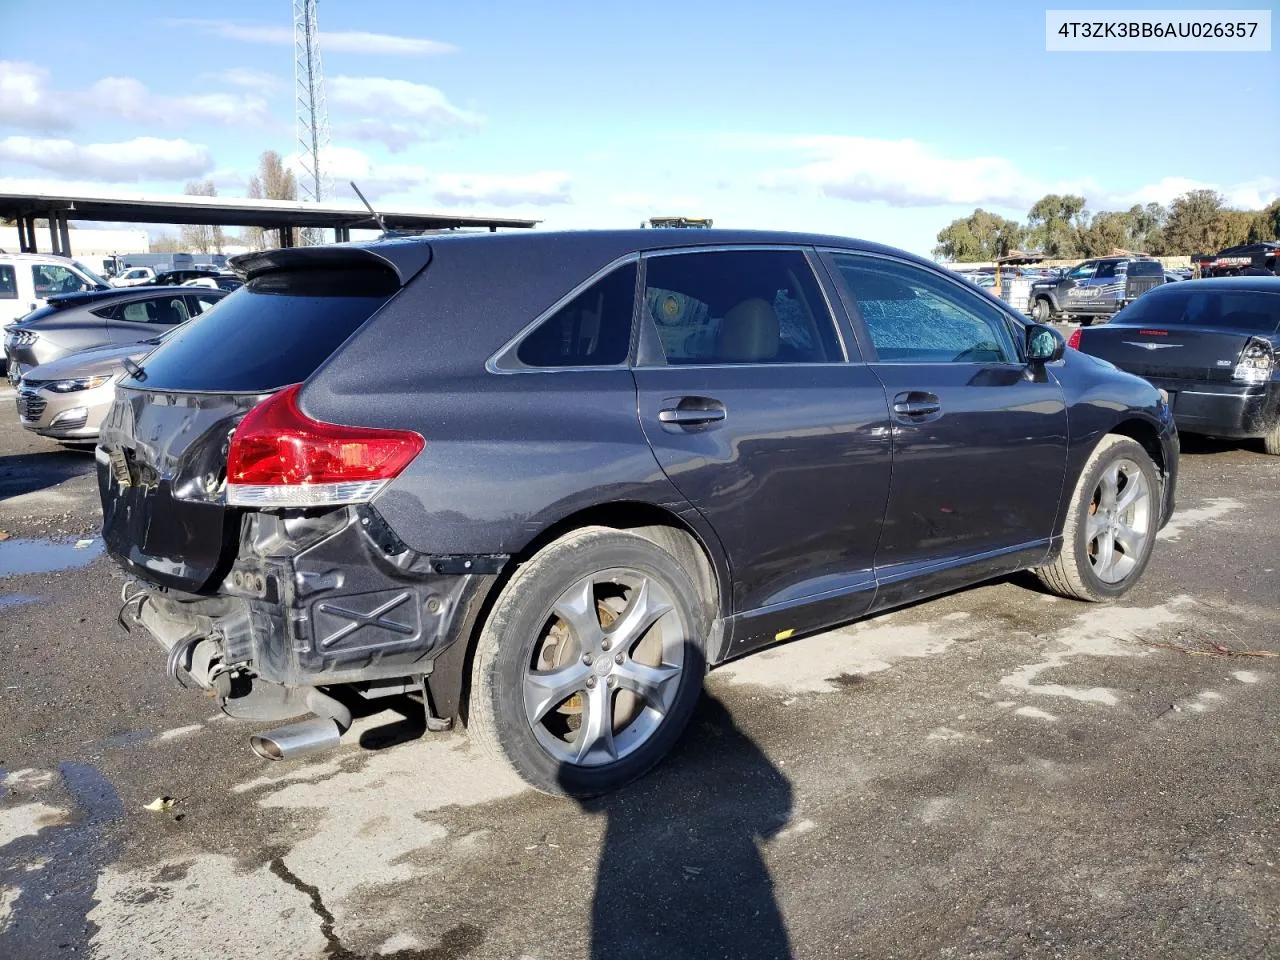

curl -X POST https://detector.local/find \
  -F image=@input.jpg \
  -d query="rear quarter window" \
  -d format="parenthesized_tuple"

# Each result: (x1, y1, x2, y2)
(129, 267, 397, 392)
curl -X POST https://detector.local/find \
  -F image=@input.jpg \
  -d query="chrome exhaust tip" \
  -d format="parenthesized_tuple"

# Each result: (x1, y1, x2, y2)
(249, 716, 344, 761)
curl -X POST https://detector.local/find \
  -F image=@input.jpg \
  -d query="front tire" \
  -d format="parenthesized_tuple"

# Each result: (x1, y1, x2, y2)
(1035, 435, 1160, 602)
(469, 527, 708, 797)
(1031, 298, 1052, 324)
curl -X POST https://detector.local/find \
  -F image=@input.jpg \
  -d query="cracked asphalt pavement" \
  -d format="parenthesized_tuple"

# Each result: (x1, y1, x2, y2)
(1, 389, 1278, 959)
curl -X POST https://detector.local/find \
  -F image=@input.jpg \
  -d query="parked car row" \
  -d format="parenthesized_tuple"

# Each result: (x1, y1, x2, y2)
(4, 285, 228, 441)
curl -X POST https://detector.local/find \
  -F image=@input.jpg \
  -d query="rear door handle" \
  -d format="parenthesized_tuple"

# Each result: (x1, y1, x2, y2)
(892, 392, 942, 419)
(658, 397, 726, 427)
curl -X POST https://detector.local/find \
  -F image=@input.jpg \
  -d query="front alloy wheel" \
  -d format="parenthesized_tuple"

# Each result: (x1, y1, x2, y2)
(1034, 434, 1161, 601)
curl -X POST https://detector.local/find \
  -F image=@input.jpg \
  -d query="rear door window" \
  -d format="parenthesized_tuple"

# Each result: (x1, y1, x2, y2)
(0, 265, 16, 299)
(130, 266, 397, 392)
(641, 249, 842, 365)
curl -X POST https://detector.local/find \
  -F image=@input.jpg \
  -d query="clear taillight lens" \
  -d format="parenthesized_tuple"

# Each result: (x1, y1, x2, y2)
(1233, 338, 1275, 385)
(226, 384, 424, 508)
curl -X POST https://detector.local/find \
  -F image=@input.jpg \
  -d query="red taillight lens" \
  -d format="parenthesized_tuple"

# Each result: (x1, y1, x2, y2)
(1067, 328, 1082, 350)
(226, 384, 423, 508)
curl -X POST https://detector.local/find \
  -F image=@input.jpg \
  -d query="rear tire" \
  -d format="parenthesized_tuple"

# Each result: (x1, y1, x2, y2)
(468, 527, 708, 797)
(1264, 419, 1280, 456)
(1078, 316, 1095, 327)
(1035, 435, 1160, 602)
(1031, 298, 1051, 324)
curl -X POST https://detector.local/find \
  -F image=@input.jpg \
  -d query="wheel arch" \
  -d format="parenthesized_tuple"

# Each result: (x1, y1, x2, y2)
(428, 500, 729, 724)
(1106, 416, 1166, 474)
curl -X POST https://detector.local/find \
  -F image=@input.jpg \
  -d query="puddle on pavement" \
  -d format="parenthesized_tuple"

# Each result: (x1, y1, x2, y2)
(0, 592, 41, 607)
(0, 538, 104, 578)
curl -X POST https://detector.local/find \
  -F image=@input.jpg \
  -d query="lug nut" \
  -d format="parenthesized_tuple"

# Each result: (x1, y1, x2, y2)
(585, 676, 597, 688)
(600, 638, 611, 651)
(582, 654, 593, 666)
(614, 653, 624, 664)
(606, 676, 617, 688)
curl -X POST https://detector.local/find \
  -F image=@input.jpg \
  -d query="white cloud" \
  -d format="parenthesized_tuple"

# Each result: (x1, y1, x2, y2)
(433, 172, 572, 208)
(171, 20, 456, 55)
(748, 134, 1086, 209)
(88, 76, 272, 127)
(335, 119, 429, 153)
(0, 136, 212, 180)
(205, 67, 284, 92)
(0, 61, 72, 131)
(290, 145, 571, 208)
(1108, 175, 1280, 211)
(330, 76, 479, 124)
(327, 77, 481, 151)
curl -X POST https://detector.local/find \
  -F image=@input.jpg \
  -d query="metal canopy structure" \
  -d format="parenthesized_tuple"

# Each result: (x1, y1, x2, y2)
(0, 190, 539, 256)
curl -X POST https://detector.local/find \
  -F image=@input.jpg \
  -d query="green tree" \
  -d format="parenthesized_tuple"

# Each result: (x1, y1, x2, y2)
(1163, 190, 1229, 254)
(1121, 202, 1166, 254)
(1025, 194, 1089, 257)
(1079, 211, 1129, 256)
(932, 208, 1025, 261)
(1247, 199, 1280, 242)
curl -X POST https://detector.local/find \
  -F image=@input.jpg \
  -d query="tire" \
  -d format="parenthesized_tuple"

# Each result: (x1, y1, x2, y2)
(1264, 419, 1280, 456)
(1035, 435, 1160, 602)
(1078, 316, 1095, 327)
(1031, 298, 1051, 324)
(468, 527, 708, 797)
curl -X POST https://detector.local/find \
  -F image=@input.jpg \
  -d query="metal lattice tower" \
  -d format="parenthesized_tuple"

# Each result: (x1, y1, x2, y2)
(293, 0, 331, 236)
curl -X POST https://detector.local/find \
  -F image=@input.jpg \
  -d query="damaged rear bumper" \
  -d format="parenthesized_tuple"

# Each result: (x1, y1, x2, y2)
(116, 504, 505, 705)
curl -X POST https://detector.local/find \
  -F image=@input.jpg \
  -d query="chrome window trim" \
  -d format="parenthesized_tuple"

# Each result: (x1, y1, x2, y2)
(487, 252, 641, 375)
(633, 244, 851, 368)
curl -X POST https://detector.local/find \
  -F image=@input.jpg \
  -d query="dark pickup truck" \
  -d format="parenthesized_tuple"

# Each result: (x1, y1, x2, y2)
(1028, 257, 1167, 325)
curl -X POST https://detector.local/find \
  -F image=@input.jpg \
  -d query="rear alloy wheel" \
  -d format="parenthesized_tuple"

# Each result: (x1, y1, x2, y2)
(1032, 298, 1051, 324)
(1035, 435, 1159, 601)
(469, 528, 707, 796)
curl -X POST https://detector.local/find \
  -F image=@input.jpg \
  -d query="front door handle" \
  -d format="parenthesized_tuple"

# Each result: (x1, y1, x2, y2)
(658, 397, 726, 427)
(892, 392, 942, 419)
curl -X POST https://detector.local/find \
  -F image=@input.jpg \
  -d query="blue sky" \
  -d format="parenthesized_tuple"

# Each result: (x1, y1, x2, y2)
(0, 0, 1276, 254)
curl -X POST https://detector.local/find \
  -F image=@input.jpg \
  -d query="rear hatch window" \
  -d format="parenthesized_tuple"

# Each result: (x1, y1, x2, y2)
(1127, 261, 1164, 277)
(1117, 288, 1280, 333)
(126, 266, 399, 392)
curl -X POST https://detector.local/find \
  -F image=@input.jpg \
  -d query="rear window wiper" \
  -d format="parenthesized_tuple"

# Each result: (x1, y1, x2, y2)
(122, 357, 147, 382)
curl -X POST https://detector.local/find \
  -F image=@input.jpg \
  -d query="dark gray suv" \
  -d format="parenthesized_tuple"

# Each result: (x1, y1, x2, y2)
(97, 231, 1178, 796)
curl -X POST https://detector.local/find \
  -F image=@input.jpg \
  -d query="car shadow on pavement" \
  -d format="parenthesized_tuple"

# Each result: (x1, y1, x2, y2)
(0, 448, 95, 501)
(569, 692, 795, 960)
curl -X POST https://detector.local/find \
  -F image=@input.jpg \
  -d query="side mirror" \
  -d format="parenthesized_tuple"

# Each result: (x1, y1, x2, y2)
(1026, 323, 1065, 364)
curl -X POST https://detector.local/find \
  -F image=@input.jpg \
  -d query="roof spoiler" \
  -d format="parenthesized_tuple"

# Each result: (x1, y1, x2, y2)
(227, 243, 431, 287)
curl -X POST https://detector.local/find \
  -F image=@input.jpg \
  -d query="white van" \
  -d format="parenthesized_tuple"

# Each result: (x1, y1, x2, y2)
(0, 253, 111, 326)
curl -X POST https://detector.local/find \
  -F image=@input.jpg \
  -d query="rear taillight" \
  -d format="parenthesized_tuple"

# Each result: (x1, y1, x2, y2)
(226, 384, 424, 508)
(1233, 338, 1275, 385)
(1067, 328, 1082, 350)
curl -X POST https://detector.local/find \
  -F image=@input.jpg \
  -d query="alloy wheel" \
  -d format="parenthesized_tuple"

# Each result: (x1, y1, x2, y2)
(523, 570, 686, 767)
(1086, 458, 1152, 584)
